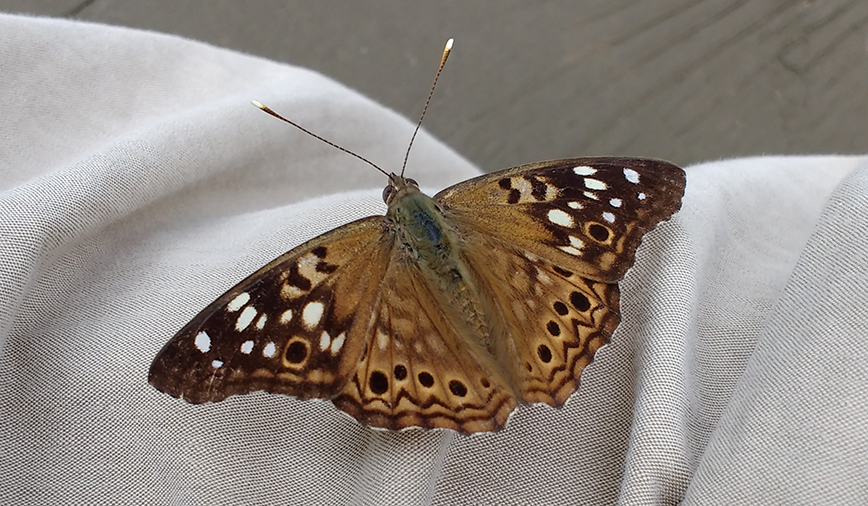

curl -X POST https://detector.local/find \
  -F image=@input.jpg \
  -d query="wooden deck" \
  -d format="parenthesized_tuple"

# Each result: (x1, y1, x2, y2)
(7, 0, 867, 169)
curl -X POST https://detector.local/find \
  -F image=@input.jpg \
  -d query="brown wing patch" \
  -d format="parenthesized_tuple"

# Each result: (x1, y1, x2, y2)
(459, 234, 620, 406)
(436, 157, 686, 282)
(148, 216, 391, 404)
(331, 254, 518, 433)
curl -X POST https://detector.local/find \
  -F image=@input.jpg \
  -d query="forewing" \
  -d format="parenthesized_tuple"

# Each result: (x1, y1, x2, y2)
(148, 216, 392, 404)
(435, 157, 686, 282)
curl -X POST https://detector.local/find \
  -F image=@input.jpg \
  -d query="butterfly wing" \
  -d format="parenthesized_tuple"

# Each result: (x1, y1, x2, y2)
(435, 157, 685, 406)
(149, 213, 518, 433)
(436, 157, 686, 282)
(148, 216, 393, 404)
(456, 235, 622, 407)
(331, 251, 518, 433)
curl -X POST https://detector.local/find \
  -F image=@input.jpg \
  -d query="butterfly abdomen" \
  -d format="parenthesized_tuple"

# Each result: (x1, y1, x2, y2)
(388, 187, 499, 353)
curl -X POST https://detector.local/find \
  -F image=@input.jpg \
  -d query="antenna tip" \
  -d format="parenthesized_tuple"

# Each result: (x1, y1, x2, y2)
(445, 38, 454, 49)
(251, 100, 265, 109)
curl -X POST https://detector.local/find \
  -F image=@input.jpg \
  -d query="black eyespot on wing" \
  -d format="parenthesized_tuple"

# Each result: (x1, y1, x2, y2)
(537, 344, 553, 363)
(369, 371, 388, 394)
(285, 342, 307, 363)
(546, 320, 561, 336)
(393, 365, 407, 380)
(448, 380, 468, 397)
(570, 291, 591, 312)
(588, 224, 610, 242)
(418, 372, 435, 388)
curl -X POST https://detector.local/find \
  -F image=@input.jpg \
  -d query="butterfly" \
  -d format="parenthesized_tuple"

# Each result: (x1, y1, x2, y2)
(148, 40, 686, 434)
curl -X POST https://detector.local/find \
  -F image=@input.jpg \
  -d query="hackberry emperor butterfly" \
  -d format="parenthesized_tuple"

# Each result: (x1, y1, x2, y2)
(148, 40, 686, 433)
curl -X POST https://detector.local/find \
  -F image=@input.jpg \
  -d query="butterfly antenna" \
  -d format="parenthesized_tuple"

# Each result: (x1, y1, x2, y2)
(400, 38, 454, 178)
(251, 100, 390, 177)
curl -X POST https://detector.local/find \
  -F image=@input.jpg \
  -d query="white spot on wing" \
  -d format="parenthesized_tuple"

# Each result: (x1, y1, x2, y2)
(255, 313, 267, 330)
(560, 246, 582, 256)
(194, 331, 211, 353)
(281, 284, 306, 299)
(624, 168, 640, 184)
(513, 178, 533, 203)
(584, 178, 607, 190)
(377, 330, 389, 351)
(319, 331, 331, 351)
(263, 342, 276, 358)
(227, 292, 250, 312)
(296, 253, 329, 289)
(609, 198, 622, 208)
(568, 201, 583, 210)
(544, 183, 559, 201)
(211, 359, 224, 368)
(235, 306, 257, 332)
(583, 191, 598, 200)
(279, 309, 293, 324)
(547, 209, 574, 227)
(602, 212, 616, 223)
(573, 165, 597, 176)
(569, 236, 584, 249)
(637, 192, 646, 200)
(240, 340, 254, 354)
(302, 301, 325, 328)
(330, 332, 346, 355)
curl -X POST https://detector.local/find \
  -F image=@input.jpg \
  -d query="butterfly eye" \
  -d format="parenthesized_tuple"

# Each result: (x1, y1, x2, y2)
(382, 184, 396, 203)
(406, 178, 419, 188)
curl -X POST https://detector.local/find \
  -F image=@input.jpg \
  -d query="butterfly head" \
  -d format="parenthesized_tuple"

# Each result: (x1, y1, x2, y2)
(382, 173, 420, 205)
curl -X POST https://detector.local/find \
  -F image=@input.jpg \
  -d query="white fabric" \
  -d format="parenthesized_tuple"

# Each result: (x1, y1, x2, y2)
(1, 14, 866, 506)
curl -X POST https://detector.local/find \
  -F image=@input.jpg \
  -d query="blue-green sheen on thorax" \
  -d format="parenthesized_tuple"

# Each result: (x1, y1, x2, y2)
(388, 188, 451, 269)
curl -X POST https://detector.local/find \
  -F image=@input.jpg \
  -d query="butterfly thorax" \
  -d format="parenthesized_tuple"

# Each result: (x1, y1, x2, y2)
(384, 176, 494, 350)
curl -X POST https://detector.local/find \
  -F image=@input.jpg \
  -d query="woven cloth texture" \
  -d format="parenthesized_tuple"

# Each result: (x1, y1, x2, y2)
(1, 14, 866, 506)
